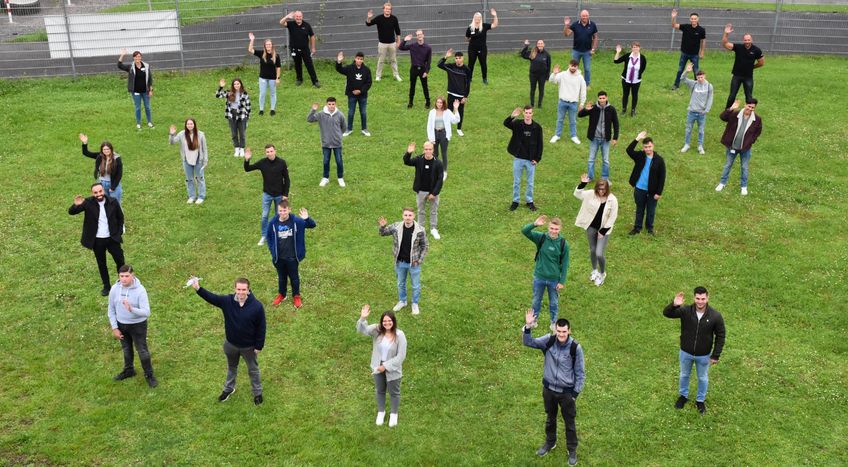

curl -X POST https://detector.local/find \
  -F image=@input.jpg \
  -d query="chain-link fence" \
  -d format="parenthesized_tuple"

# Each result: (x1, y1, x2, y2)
(1, 0, 845, 78)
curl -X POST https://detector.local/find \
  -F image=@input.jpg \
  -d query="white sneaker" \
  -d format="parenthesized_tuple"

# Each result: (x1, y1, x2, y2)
(594, 272, 607, 286)
(570, 136, 581, 145)
(411, 303, 420, 315)
(195, 198, 204, 205)
(234, 148, 240, 157)
(456, 129, 464, 137)
(550, 135, 561, 143)
(388, 413, 398, 427)
(430, 229, 441, 240)
(257, 236, 265, 246)
(680, 144, 690, 153)
(361, 130, 372, 137)
(741, 187, 748, 196)
(343, 130, 353, 137)
(136, 124, 142, 130)
(392, 301, 407, 312)
(394, 74, 402, 82)
(715, 183, 725, 192)
(375, 76, 381, 81)
(375, 411, 386, 426)
(443, 172, 447, 181)
(338, 178, 346, 187)
(698, 146, 705, 154)
(589, 269, 599, 282)
(319, 178, 330, 187)
(187, 198, 196, 204)
(147, 122, 154, 129)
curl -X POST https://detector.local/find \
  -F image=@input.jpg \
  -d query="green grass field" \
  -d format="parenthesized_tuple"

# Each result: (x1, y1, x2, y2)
(0, 48, 846, 465)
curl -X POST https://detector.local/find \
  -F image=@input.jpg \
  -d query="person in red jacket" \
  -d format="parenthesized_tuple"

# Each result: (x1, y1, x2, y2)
(716, 98, 762, 196)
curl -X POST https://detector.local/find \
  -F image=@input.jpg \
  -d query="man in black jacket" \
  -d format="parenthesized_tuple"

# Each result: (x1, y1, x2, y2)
(504, 106, 544, 212)
(437, 49, 471, 135)
(244, 145, 290, 246)
(577, 91, 619, 181)
(626, 131, 666, 235)
(663, 286, 726, 414)
(68, 183, 126, 296)
(336, 51, 373, 136)
(403, 141, 444, 240)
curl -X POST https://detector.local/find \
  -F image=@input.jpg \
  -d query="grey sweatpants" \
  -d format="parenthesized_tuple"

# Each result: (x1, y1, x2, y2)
(223, 340, 262, 396)
(416, 191, 439, 230)
(586, 227, 610, 273)
(374, 373, 401, 414)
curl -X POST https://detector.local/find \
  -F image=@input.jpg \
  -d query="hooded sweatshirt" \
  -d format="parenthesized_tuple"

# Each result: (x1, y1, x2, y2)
(307, 106, 346, 148)
(684, 76, 714, 114)
(549, 70, 587, 105)
(107, 277, 151, 328)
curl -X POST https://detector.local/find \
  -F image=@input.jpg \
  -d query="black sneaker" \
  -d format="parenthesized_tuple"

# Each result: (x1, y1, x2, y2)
(622, 107, 628, 116)
(568, 450, 578, 466)
(295, 80, 303, 86)
(145, 374, 158, 388)
(113, 369, 136, 381)
(407, 102, 413, 109)
(218, 388, 235, 402)
(696, 401, 706, 414)
(536, 442, 556, 457)
(313, 81, 321, 89)
(509, 202, 519, 211)
(671, 85, 679, 91)
(628, 228, 640, 236)
(647, 229, 655, 235)
(258, 110, 264, 116)
(483, 78, 489, 85)
(425, 101, 431, 109)
(675, 395, 688, 409)
(269, 110, 276, 116)
(631, 109, 637, 117)
(101, 287, 110, 296)
(527, 202, 538, 212)
(254, 394, 264, 405)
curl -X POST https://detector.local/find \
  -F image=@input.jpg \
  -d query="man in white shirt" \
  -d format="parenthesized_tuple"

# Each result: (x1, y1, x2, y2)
(549, 60, 586, 145)
(68, 183, 126, 296)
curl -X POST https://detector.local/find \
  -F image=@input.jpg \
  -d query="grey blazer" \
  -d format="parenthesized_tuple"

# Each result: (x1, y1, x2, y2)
(356, 318, 407, 382)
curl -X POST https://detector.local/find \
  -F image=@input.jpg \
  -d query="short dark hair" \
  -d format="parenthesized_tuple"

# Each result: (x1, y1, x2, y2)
(326, 96, 336, 103)
(279, 199, 290, 209)
(91, 182, 104, 189)
(555, 318, 571, 329)
(597, 90, 607, 97)
(746, 98, 758, 105)
(695, 70, 706, 76)
(523, 105, 533, 111)
(454, 52, 463, 57)
(642, 137, 654, 145)
(690, 12, 699, 18)
(264, 144, 276, 150)
(118, 264, 134, 273)
(569, 59, 579, 67)
(132, 51, 141, 57)
(355, 51, 365, 58)
(694, 286, 708, 295)
(235, 277, 250, 288)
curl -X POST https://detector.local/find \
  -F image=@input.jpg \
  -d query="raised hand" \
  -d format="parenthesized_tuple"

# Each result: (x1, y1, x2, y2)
(248, 32, 255, 41)
(244, 147, 252, 160)
(685, 62, 693, 73)
(724, 23, 733, 35)
(524, 39, 530, 46)
(337, 51, 344, 62)
(585, 100, 593, 110)
(311, 102, 319, 111)
(360, 304, 371, 319)
(367, 9, 373, 20)
(378, 216, 387, 227)
(673, 292, 685, 306)
(671, 8, 678, 19)
(511, 107, 522, 117)
(552, 64, 561, 74)
(404, 34, 412, 41)
(218, 78, 226, 88)
(73, 195, 84, 206)
(445, 48, 454, 58)
(636, 130, 648, 141)
(169, 125, 177, 135)
(564, 16, 571, 26)
(299, 208, 309, 219)
(615, 43, 622, 54)
(78, 133, 88, 144)
(407, 141, 417, 154)
(580, 173, 590, 183)
(525, 308, 535, 326)
(533, 215, 548, 226)
(730, 100, 740, 111)
(490, 8, 497, 16)
(119, 47, 127, 57)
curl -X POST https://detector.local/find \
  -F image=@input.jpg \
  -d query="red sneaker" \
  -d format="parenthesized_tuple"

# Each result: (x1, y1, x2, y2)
(292, 295, 303, 309)
(272, 294, 286, 306)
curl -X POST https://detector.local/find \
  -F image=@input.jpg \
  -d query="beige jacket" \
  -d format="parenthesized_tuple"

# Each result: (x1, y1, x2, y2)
(573, 186, 618, 233)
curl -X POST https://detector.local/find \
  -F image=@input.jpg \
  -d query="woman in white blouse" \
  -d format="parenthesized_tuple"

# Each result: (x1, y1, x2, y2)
(573, 174, 618, 286)
(356, 304, 407, 428)
(168, 118, 208, 204)
(613, 42, 647, 117)
(426, 96, 461, 181)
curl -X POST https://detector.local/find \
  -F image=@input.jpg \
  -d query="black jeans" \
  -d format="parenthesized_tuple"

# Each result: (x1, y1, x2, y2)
(291, 48, 318, 84)
(726, 75, 754, 110)
(621, 80, 641, 111)
(633, 188, 658, 231)
(433, 128, 449, 171)
(117, 320, 153, 376)
(408, 65, 430, 105)
(543, 387, 578, 451)
(447, 95, 466, 130)
(529, 71, 547, 108)
(93, 237, 125, 289)
(468, 45, 488, 81)
(274, 257, 300, 296)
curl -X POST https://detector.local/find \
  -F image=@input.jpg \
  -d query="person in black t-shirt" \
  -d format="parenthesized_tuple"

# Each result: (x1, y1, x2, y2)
(247, 33, 281, 116)
(671, 9, 706, 90)
(378, 208, 428, 315)
(366, 3, 402, 81)
(280, 11, 321, 88)
(721, 23, 764, 110)
(243, 145, 291, 246)
(465, 8, 498, 85)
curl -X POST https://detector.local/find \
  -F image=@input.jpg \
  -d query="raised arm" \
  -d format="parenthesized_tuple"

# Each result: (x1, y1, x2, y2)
(490, 8, 499, 29)
(563, 16, 573, 37)
(196, 287, 226, 308)
(671, 9, 680, 30)
(722, 23, 734, 51)
(247, 32, 255, 54)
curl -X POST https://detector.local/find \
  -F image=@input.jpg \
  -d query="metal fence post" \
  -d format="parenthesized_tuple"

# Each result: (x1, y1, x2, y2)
(60, 0, 77, 78)
(669, 0, 681, 51)
(175, 0, 185, 73)
(769, 0, 783, 53)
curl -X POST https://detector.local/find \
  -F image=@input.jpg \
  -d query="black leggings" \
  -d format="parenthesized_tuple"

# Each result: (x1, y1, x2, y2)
(529, 71, 547, 108)
(434, 128, 449, 171)
(468, 45, 488, 81)
(621, 80, 641, 111)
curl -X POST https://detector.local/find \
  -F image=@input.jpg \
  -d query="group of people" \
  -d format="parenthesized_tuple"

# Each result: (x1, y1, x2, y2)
(66, 4, 766, 463)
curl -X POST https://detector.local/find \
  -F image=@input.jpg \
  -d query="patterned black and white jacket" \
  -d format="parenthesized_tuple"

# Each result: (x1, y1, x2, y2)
(215, 87, 251, 121)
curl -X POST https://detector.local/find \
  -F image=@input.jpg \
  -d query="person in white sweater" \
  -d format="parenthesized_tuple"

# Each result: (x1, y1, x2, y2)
(573, 174, 618, 286)
(169, 118, 208, 204)
(108, 265, 157, 387)
(356, 304, 407, 428)
(549, 60, 587, 144)
(426, 96, 461, 180)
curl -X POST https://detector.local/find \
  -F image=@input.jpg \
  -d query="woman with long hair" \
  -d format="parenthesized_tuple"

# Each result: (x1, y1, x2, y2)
(465, 8, 498, 84)
(169, 118, 208, 204)
(520, 39, 552, 108)
(426, 96, 461, 181)
(215, 78, 251, 157)
(247, 33, 281, 116)
(573, 174, 618, 286)
(79, 133, 123, 204)
(614, 42, 648, 117)
(356, 304, 407, 428)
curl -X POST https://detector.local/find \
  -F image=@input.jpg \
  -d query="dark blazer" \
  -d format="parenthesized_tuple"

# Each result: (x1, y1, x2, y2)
(720, 109, 762, 151)
(614, 53, 647, 81)
(504, 115, 544, 162)
(403, 153, 444, 196)
(82, 144, 123, 188)
(68, 195, 124, 249)
(578, 104, 620, 141)
(626, 140, 666, 196)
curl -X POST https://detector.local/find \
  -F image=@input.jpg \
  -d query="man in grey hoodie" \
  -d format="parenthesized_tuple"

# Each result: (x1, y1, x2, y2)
(680, 62, 714, 155)
(307, 97, 347, 187)
(108, 265, 157, 388)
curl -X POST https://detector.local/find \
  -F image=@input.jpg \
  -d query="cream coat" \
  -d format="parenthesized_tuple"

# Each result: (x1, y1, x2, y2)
(573, 186, 618, 232)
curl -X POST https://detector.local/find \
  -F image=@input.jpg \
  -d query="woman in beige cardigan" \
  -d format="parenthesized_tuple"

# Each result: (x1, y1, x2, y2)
(356, 304, 407, 427)
(573, 174, 618, 286)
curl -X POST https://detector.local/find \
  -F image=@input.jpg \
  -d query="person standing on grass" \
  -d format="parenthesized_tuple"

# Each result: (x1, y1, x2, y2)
(398, 30, 432, 109)
(426, 96, 461, 180)
(403, 141, 444, 240)
(520, 39, 552, 109)
(336, 51, 373, 137)
(190, 277, 266, 406)
(216, 78, 251, 158)
(117, 48, 153, 130)
(573, 174, 617, 287)
(69, 183, 126, 296)
(357, 304, 407, 428)
(716, 99, 762, 196)
(577, 91, 619, 181)
(366, 3, 402, 81)
(549, 60, 586, 145)
(522, 309, 584, 465)
(522, 215, 569, 331)
(465, 8, 499, 85)
(247, 33, 281, 116)
(243, 145, 290, 246)
(663, 286, 726, 415)
(563, 10, 598, 87)
(671, 9, 706, 90)
(505, 105, 544, 212)
(280, 11, 321, 88)
(108, 264, 157, 388)
(265, 201, 316, 310)
(680, 62, 714, 155)
(378, 208, 428, 316)
(626, 131, 666, 236)
(437, 48, 471, 136)
(307, 98, 347, 187)
(79, 133, 123, 205)
(168, 118, 208, 205)
(613, 42, 647, 118)
(722, 23, 764, 110)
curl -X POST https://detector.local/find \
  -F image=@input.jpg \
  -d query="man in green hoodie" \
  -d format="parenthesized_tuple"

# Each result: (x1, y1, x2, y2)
(523, 215, 570, 331)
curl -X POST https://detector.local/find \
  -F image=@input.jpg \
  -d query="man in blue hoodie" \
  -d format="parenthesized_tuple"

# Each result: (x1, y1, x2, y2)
(108, 265, 157, 388)
(265, 200, 316, 309)
(192, 277, 266, 405)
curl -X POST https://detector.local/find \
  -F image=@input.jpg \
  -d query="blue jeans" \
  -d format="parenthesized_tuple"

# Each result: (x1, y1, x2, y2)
(679, 350, 710, 402)
(322, 147, 344, 178)
(571, 50, 592, 85)
(100, 178, 123, 205)
(182, 160, 206, 200)
(588, 137, 611, 180)
(274, 257, 300, 296)
(674, 53, 700, 87)
(633, 188, 657, 232)
(512, 158, 535, 203)
(395, 261, 421, 304)
(131, 92, 152, 125)
(720, 148, 752, 188)
(260, 192, 283, 236)
(347, 95, 368, 131)
(531, 277, 559, 324)
(556, 99, 578, 138)
(258, 78, 277, 111)
(684, 111, 707, 146)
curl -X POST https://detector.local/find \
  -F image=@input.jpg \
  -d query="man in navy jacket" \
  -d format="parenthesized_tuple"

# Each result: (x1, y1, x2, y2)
(265, 200, 316, 309)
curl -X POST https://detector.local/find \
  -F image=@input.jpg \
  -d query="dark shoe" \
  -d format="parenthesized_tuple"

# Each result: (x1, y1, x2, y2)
(671, 85, 679, 91)
(113, 369, 136, 381)
(509, 202, 519, 211)
(527, 202, 538, 212)
(696, 401, 706, 414)
(101, 287, 110, 296)
(631, 109, 637, 117)
(218, 388, 235, 402)
(270, 110, 276, 116)
(647, 229, 655, 235)
(483, 78, 489, 85)
(622, 107, 627, 116)
(258, 110, 264, 116)
(313, 81, 321, 89)
(424, 100, 431, 109)
(568, 450, 578, 466)
(145, 374, 158, 388)
(295, 80, 303, 86)
(536, 442, 556, 457)
(628, 228, 640, 236)
(407, 102, 413, 109)
(254, 394, 264, 405)
(675, 395, 688, 409)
